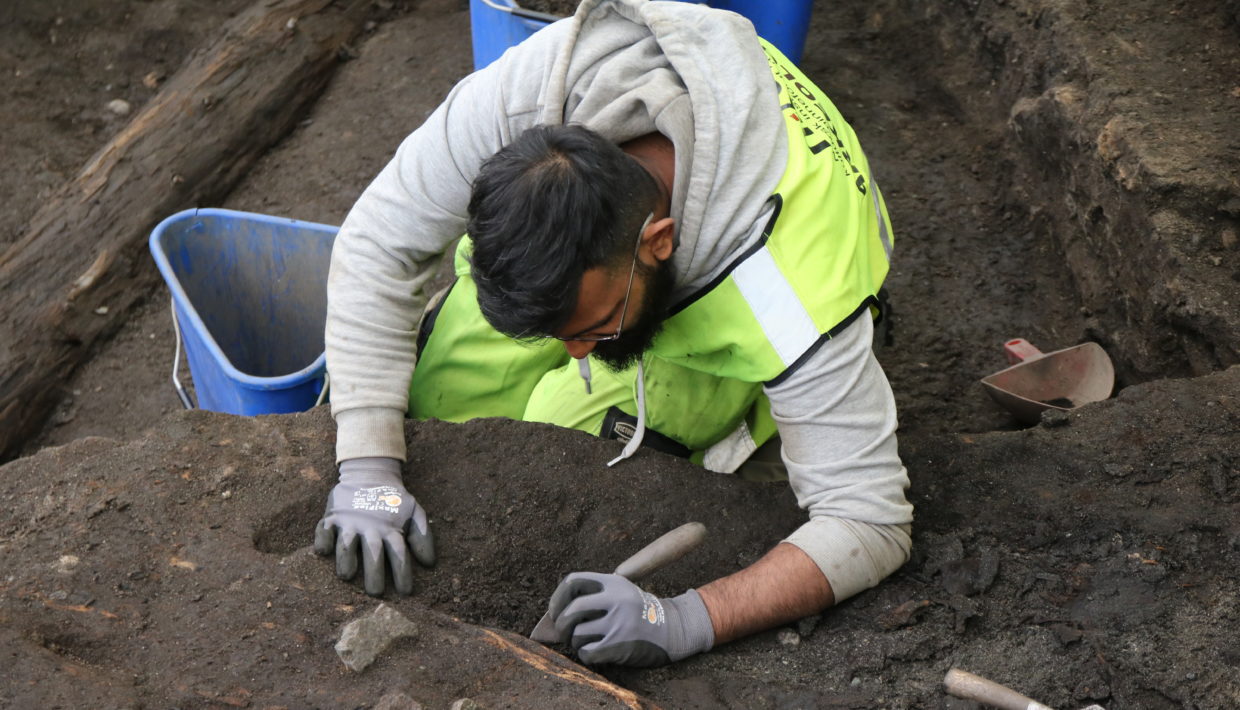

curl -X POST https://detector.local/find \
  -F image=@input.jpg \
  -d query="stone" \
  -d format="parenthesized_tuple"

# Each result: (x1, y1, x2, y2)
(374, 691, 424, 710)
(795, 614, 821, 638)
(1040, 409, 1070, 427)
(334, 603, 418, 672)
(1103, 462, 1132, 478)
(1220, 227, 1237, 250)
(776, 628, 800, 647)
(54, 554, 80, 574)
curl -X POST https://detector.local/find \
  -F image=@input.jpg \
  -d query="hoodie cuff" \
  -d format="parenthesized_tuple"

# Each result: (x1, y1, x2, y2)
(334, 407, 407, 463)
(784, 517, 912, 603)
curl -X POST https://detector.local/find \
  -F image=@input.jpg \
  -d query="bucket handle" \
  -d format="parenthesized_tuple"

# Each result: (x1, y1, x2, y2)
(169, 297, 196, 410)
(168, 297, 332, 411)
(477, 0, 562, 24)
(315, 372, 330, 408)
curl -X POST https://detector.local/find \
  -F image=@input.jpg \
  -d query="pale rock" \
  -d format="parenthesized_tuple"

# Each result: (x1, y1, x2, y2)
(55, 554, 80, 574)
(374, 691, 424, 710)
(777, 628, 801, 647)
(335, 603, 418, 672)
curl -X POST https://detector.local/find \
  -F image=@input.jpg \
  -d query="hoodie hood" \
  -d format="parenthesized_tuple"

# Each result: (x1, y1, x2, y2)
(538, 0, 788, 295)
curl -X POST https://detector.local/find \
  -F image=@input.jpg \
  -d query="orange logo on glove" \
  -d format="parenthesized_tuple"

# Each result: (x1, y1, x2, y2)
(640, 593, 665, 626)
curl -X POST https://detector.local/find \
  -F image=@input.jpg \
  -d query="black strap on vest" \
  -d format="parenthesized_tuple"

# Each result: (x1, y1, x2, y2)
(415, 278, 458, 358)
(600, 406, 692, 459)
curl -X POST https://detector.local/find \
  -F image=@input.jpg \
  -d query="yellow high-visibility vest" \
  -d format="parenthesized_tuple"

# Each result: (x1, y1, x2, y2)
(409, 40, 893, 464)
(650, 39, 893, 387)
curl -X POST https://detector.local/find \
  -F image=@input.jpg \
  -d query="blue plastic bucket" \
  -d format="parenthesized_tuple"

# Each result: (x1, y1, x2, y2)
(470, 0, 552, 70)
(149, 208, 338, 416)
(708, 0, 814, 64)
(469, 0, 814, 70)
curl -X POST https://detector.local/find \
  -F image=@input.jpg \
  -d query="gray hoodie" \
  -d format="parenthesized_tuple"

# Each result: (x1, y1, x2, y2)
(326, 0, 912, 602)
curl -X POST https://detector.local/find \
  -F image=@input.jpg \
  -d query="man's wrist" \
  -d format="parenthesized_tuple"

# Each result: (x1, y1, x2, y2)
(666, 589, 715, 661)
(338, 456, 403, 486)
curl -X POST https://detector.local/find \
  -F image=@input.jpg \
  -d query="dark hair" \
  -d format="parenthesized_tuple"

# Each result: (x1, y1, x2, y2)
(467, 124, 659, 339)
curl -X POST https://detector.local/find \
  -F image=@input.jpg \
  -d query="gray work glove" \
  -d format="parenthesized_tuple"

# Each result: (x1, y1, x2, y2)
(547, 572, 715, 667)
(313, 457, 435, 596)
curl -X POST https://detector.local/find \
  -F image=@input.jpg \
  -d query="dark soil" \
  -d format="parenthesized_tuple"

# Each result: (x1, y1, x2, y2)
(2, 370, 1238, 708)
(0, 0, 254, 250)
(2, 0, 1238, 708)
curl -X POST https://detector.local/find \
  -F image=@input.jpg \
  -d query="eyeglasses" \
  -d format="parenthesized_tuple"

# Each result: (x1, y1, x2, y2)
(555, 212, 654, 342)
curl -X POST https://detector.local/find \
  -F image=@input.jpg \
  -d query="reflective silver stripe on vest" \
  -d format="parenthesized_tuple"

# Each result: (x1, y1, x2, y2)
(732, 246, 820, 367)
(872, 180, 892, 261)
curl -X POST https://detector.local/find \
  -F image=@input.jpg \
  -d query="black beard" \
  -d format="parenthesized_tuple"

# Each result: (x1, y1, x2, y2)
(591, 259, 675, 372)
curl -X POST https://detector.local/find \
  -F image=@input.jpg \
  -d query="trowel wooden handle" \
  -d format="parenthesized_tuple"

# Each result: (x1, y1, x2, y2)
(944, 669, 1055, 710)
(613, 522, 707, 582)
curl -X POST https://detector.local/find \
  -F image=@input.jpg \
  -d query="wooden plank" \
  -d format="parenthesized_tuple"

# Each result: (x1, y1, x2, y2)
(0, 0, 372, 459)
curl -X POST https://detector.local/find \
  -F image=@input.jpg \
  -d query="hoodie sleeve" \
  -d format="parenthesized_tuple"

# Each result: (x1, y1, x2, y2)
(326, 24, 570, 463)
(764, 315, 915, 602)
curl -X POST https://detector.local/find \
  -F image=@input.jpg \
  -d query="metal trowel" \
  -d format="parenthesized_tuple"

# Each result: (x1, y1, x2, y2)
(529, 521, 707, 643)
(980, 338, 1115, 425)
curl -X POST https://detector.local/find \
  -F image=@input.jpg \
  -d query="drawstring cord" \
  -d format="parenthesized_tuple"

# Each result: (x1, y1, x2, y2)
(608, 360, 646, 467)
(578, 356, 592, 395)
(576, 356, 647, 466)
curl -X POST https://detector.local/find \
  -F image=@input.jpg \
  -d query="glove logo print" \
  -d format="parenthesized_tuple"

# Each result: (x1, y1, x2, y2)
(640, 592, 665, 626)
(351, 485, 403, 514)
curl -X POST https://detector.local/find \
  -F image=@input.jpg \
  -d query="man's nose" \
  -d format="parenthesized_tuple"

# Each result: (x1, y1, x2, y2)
(564, 340, 596, 359)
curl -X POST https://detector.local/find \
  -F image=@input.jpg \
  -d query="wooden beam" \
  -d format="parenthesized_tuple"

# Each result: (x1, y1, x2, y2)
(0, 0, 372, 460)
(476, 629, 661, 709)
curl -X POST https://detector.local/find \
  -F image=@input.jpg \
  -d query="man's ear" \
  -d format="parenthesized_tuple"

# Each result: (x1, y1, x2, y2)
(643, 217, 676, 262)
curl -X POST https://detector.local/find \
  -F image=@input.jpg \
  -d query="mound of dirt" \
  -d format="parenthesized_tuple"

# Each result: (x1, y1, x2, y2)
(2, 366, 1237, 708)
